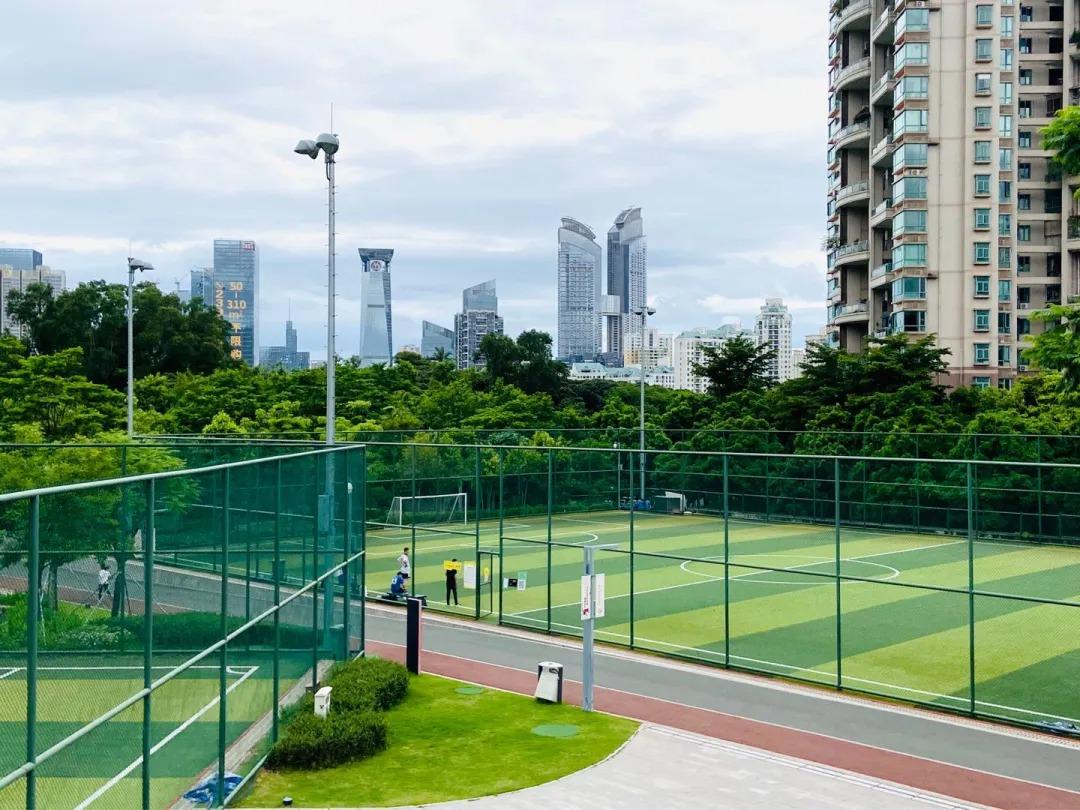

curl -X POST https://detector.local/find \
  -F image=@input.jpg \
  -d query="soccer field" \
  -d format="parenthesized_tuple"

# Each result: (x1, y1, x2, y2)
(364, 509, 1080, 727)
(0, 652, 309, 810)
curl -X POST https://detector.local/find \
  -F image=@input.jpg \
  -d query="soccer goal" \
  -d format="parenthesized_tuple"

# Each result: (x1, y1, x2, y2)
(386, 493, 468, 527)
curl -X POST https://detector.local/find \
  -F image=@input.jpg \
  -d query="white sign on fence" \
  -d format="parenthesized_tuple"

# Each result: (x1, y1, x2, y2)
(580, 574, 606, 620)
(594, 574, 606, 619)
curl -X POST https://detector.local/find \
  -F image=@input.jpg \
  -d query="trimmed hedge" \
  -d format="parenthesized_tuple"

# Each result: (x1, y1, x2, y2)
(266, 657, 409, 772)
(109, 612, 314, 649)
(265, 710, 387, 770)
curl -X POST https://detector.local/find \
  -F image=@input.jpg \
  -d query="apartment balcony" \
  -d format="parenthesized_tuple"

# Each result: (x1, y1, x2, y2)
(834, 57, 872, 91)
(832, 302, 871, 325)
(870, 71, 894, 103)
(871, 134, 895, 166)
(870, 197, 893, 226)
(831, 239, 871, 268)
(830, 0, 872, 35)
(1067, 215, 1080, 245)
(871, 5, 894, 43)
(835, 180, 870, 208)
(869, 261, 894, 288)
(832, 121, 871, 150)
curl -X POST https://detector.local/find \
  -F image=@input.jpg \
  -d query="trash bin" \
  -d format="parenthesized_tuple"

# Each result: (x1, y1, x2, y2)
(314, 686, 332, 718)
(534, 661, 564, 703)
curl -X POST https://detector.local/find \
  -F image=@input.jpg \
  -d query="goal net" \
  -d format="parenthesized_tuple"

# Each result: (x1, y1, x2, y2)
(386, 493, 468, 527)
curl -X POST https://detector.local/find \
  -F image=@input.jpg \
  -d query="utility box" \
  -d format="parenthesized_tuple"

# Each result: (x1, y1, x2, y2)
(314, 686, 333, 719)
(534, 661, 564, 703)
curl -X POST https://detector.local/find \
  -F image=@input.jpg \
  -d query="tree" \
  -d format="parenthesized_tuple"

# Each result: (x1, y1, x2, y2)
(692, 335, 777, 397)
(1043, 107, 1080, 196)
(1027, 303, 1080, 392)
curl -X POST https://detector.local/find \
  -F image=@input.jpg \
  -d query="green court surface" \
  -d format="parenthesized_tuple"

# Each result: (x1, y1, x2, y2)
(0, 652, 310, 810)
(363, 509, 1080, 726)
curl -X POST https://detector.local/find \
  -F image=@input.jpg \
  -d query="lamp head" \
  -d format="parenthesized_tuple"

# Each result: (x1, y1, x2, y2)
(294, 139, 319, 159)
(315, 133, 339, 156)
(127, 257, 154, 272)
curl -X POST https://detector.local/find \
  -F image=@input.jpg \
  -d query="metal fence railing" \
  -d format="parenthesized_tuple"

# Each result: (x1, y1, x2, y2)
(0, 445, 366, 809)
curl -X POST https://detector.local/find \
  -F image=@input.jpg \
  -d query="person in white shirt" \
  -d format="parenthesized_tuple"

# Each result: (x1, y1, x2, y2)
(96, 564, 111, 601)
(396, 548, 411, 577)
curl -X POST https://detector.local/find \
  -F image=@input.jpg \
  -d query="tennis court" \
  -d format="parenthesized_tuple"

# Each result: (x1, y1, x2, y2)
(363, 508, 1080, 727)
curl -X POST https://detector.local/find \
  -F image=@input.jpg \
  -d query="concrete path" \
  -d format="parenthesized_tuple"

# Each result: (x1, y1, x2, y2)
(371, 725, 978, 810)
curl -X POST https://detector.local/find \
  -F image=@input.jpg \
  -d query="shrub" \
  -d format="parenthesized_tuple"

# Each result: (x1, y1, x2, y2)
(328, 657, 409, 712)
(266, 710, 387, 771)
(109, 612, 314, 649)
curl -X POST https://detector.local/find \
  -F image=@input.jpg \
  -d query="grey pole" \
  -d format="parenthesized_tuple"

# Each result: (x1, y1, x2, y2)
(126, 264, 135, 439)
(582, 543, 617, 712)
(633, 306, 655, 501)
(323, 143, 337, 645)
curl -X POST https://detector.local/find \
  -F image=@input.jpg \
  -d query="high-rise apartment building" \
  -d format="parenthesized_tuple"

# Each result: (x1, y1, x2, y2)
(421, 321, 455, 358)
(755, 298, 794, 382)
(260, 320, 311, 371)
(672, 325, 749, 394)
(212, 240, 259, 365)
(0, 249, 43, 272)
(605, 207, 647, 359)
(0, 265, 66, 337)
(623, 326, 674, 367)
(454, 280, 503, 369)
(557, 217, 603, 362)
(826, 0, 1077, 388)
(190, 268, 214, 304)
(358, 248, 394, 366)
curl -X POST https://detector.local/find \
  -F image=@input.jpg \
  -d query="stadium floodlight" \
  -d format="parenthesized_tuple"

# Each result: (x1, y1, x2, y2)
(294, 139, 319, 159)
(632, 306, 657, 501)
(126, 257, 154, 438)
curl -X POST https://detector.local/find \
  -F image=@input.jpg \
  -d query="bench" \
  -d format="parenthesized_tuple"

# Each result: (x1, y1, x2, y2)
(371, 591, 428, 607)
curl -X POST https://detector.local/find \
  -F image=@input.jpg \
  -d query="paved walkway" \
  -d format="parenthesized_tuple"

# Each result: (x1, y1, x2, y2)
(371, 725, 978, 810)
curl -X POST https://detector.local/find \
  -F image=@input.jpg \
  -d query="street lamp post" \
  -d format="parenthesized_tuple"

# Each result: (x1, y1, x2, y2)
(295, 132, 340, 645)
(632, 306, 656, 502)
(126, 257, 154, 439)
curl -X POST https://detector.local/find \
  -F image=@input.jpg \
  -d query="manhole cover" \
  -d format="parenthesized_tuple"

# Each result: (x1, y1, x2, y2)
(531, 724, 580, 738)
(455, 686, 486, 695)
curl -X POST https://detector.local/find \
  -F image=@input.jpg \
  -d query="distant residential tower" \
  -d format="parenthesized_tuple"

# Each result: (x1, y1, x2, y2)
(557, 217, 603, 362)
(358, 249, 394, 367)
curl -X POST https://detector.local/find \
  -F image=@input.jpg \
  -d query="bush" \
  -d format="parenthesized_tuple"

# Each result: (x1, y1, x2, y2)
(109, 611, 314, 649)
(328, 657, 409, 712)
(266, 710, 388, 771)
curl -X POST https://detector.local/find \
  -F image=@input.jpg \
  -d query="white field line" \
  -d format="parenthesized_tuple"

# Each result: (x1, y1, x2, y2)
(4, 665, 240, 673)
(75, 665, 259, 810)
(0, 668, 17, 680)
(501, 616, 1080, 726)
(509, 539, 964, 617)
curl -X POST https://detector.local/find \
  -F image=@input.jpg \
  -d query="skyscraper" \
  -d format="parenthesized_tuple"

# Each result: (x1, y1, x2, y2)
(0, 265, 65, 337)
(260, 319, 311, 371)
(358, 249, 394, 367)
(755, 298, 794, 383)
(212, 240, 259, 365)
(557, 217, 603, 362)
(605, 207, 647, 360)
(190, 268, 214, 304)
(454, 280, 503, 369)
(826, 0, 1077, 388)
(0, 249, 42, 272)
(421, 321, 455, 358)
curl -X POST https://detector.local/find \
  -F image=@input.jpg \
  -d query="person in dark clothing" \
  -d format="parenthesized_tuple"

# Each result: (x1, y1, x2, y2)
(445, 559, 459, 605)
(389, 572, 409, 599)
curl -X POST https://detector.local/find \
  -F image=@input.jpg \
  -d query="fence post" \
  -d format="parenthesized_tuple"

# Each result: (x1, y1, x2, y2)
(343, 451, 352, 660)
(311, 456, 320, 692)
(272, 458, 281, 744)
(629, 448, 636, 649)
(546, 448, 553, 635)
(722, 454, 730, 669)
(1037, 438, 1044, 539)
(764, 455, 770, 520)
(142, 479, 155, 810)
(967, 462, 976, 716)
(217, 468, 230, 807)
(359, 446, 367, 656)
(410, 444, 417, 588)
(498, 448, 505, 624)
(26, 495, 39, 810)
(834, 457, 842, 689)
(474, 445, 482, 620)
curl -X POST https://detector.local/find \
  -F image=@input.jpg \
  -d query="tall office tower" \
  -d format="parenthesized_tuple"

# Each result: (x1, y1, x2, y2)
(213, 240, 259, 365)
(557, 217, 603, 362)
(190, 268, 214, 304)
(260, 320, 311, 371)
(755, 298, 794, 382)
(0, 265, 65, 337)
(454, 280, 504, 369)
(826, 0, 1077, 388)
(420, 320, 455, 358)
(358, 249, 394, 366)
(672, 325, 750, 394)
(0, 249, 43, 272)
(605, 207, 647, 360)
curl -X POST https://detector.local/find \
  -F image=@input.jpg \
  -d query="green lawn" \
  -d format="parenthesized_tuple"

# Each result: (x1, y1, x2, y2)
(237, 673, 637, 808)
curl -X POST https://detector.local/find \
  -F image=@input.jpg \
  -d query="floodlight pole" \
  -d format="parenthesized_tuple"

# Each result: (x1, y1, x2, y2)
(633, 307, 655, 501)
(582, 543, 617, 712)
(127, 264, 135, 439)
(323, 145, 337, 647)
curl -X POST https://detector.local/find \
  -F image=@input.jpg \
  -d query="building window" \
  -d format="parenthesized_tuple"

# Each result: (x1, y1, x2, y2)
(1018, 193, 1031, 210)
(894, 175, 929, 202)
(975, 208, 991, 230)
(973, 376, 992, 388)
(893, 209, 927, 235)
(1001, 48, 1014, 69)
(1018, 162, 1031, 180)
(896, 42, 930, 69)
(999, 115, 1013, 136)
(1019, 36, 1032, 54)
(998, 312, 1012, 334)
(891, 310, 927, 333)
(1019, 68, 1033, 86)
(975, 4, 994, 26)
(1018, 224, 1031, 241)
(1001, 15, 1014, 37)
(975, 73, 993, 95)
(975, 107, 992, 129)
(999, 279, 1012, 300)
(896, 8, 930, 34)
(974, 141, 992, 163)
(974, 344, 991, 365)
(1018, 255, 1031, 273)
(976, 39, 994, 61)
(999, 148, 1013, 169)
(892, 276, 927, 301)
(1018, 131, 1032, 148)
(974, 174, 991, 196)
(974, 242, 991, 264)
(1000, 82, 1013, 104)
(975, 276, 991, 297)
(998, 246, 1012, 268)
(998, 213, 1012, 235)
(1019, 100, 1032, 118)
(974, 310, 991, 331)
(893, 242, 929, 268)
(999, 345, 1012, 366)
(893, 142, 929, 171)
(999, 180, 1012, 201)
(895, 76, 929, 102)
(1018, 318, 1031, 335)
(895, 108, 929, 137)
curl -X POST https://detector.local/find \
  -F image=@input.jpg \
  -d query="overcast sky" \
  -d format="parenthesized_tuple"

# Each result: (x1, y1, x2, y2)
(0, 0, 828, 361)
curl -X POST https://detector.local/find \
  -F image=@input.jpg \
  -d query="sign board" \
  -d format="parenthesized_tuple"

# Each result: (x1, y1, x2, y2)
(504, 573, 528, 591)
(594, 573, 606, 619)
(580, 575, 591, 620)
(464, 564, 477, 589)
(443, 560, 463, 573)
(580, 574, 607, 621)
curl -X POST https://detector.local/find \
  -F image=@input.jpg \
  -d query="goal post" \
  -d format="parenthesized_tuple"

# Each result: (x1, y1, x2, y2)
(386, 493, 468, 527)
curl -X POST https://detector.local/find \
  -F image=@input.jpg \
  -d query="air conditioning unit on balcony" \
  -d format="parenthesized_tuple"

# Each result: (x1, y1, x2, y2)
(1018, 364, 1029, 371)
(1018, 302, 1030, 309)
